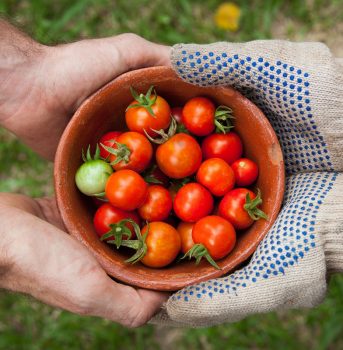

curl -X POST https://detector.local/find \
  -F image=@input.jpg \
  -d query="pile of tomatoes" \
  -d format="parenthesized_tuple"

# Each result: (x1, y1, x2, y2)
(75, 86, 267, 269)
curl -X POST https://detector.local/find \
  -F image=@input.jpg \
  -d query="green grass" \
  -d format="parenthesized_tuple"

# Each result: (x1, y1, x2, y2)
(0, 0, 343, 349)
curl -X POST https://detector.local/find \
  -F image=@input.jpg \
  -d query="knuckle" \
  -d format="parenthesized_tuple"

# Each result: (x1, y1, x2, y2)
(116, 32, 142, 43)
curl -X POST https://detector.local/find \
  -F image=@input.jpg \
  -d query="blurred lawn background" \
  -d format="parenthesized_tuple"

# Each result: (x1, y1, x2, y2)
(1, 0, 343, 349)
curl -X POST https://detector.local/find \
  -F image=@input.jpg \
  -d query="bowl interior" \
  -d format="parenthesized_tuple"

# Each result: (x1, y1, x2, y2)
(55, 66, 284, 291)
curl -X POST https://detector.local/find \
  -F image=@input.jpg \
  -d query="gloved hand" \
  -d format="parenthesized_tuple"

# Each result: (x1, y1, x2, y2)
(152, 41, 343, 327)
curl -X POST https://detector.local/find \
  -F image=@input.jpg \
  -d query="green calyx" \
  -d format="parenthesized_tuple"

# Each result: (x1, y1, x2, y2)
(143, 165, 163, 185)
(101, 141, 131, 166)
(243, 189, 269, 221)
(176, 122, 189, 134)
(126, 85, 157, 117)
(181, 244, 221, 270)
(144, 117, 177, 144)
(100, 219, 135, 248)
(102, 219, 148, 264)
(82, 144, 101, 162)
(214, 105, 235, 134)
(169, 177, 192, 192)
(144, 174, 163, 185)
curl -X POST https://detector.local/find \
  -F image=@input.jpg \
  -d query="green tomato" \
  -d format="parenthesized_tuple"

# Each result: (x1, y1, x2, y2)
(75, 160, 113, 196)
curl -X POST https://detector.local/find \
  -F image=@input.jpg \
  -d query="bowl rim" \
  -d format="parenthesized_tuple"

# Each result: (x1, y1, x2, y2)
(54, 66, 285, 291)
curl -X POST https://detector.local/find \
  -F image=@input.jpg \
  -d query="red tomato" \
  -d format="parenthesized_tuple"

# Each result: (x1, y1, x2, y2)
(202, 132, 243, 164)
(219, 188, 265, 230)
(125, 88, 171, 137)
(108, 132, 152, 173)
(192, 216, 236, 260)
(138, 185, 173, 221)
(174, 183, 214, 222)
(156, 133, 202, 179)
(98, 131, 122, 159)
(196, 158, 235, 196)
(177, 222, 195, 254)
(93, 203, 140, 240)
(105, 170, 148, 211)
(231, 158, 259, 186)
(182, 97, 215, 136)
(140, 222, 181, 268)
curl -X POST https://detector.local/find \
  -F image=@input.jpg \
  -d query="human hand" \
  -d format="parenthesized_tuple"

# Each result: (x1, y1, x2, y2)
(0, 20, 170, 160)
(152, 41, 343, 327)
(0, 193, 168, 327)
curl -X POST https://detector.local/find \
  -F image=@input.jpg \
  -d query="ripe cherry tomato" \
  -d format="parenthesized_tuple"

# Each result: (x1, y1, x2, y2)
(93, 203, 140, 240)
(105, 170, 148, 211)
(108, 132, 153, 173)
(182, 97, 215, 136)
(231, 158, 259, 187)
(156, 133, 202, 179)
(192, 215, 236, 260)
(219, 188, 265, 230)
(125, 87, 171, 137)
(177, 222, 195, 254)
(196, 158, 235, 196)
(140, 222, 181, 268)
(138, 185, 173, 222)
(174, 183, 214, 222)
(98, 131, 122, 159)
(202, 132, 243, 164)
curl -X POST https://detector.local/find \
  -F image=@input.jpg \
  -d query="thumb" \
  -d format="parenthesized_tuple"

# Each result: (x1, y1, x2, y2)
(64, 33, 171, 85)
(45, 33, 171, 111)
(113, 33, 171, 70)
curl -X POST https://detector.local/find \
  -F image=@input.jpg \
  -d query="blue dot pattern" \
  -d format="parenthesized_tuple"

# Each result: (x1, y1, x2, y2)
(176, 51, 334, 175)
(171, 172, 337, 302)
(171, 49, 337, 302)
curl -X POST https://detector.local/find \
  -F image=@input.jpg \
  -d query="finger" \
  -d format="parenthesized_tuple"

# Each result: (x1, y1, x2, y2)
(50, 34, 171, 111)
(90, 277, 169, 327)
(112, 33, 171, 70)
(0, 201, 167, 327)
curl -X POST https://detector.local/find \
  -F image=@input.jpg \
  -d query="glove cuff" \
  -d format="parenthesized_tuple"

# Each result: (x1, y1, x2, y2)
(316, 173, 343, 274)
(324, 229, 343, 274)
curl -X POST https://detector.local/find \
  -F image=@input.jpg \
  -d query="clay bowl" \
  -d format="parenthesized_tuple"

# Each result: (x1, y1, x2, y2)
(54, 66, 284, 291)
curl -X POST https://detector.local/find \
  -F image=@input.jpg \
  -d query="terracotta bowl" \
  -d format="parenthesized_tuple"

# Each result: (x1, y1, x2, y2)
(54, 66, 284, 291)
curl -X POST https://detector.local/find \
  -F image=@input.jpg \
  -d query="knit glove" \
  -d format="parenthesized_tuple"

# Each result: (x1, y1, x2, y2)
(152, 41, 343, 327)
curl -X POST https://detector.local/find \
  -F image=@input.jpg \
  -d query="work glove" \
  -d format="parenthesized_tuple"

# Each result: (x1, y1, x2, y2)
(152, 40, 343, 327)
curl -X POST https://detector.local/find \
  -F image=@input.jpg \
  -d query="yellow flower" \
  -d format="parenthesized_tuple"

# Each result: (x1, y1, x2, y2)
(214, 2, 241, 31)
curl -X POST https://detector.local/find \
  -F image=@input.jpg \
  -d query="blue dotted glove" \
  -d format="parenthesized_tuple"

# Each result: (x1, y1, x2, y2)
(152, 41, 343, 327)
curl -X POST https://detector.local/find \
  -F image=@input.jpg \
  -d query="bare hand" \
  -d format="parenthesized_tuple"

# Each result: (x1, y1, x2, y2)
(0, 21, 170, 159)
(0, 193, 168, 327)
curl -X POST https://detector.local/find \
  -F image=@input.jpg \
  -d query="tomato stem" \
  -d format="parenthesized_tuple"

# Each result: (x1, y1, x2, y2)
(243, 189, 268, 221)
(143, 165, 164, 185)
(126, 85, 157, 117)
(214, 105, 235, 134)
(181, 243, 221, 270)
(103, 219, 148, 264)
(82, 144, 101, 162)
(100, 218, 135, 248)
(144, 117, 177, 144)
(101, 141, 131, 166)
